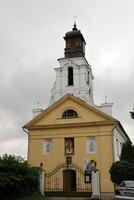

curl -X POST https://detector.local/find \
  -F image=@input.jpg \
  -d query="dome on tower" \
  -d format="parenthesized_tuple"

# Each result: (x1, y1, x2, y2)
(64, 23, 86, 58)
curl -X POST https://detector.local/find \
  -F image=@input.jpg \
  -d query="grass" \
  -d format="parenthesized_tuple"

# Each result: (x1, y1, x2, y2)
(15, 195, 47, 200)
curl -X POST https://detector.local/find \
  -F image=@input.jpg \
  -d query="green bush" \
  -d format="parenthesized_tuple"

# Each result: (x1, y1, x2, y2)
(120, 140, 133, 162)
(0, 154, 40, 199)
(109, 160, 134, 184)
(109, 141, 134, 185)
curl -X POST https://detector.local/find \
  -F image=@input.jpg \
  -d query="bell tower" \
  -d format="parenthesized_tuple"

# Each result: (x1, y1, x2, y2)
(49, 24, 94, 106)
(64, 23, 86, 58)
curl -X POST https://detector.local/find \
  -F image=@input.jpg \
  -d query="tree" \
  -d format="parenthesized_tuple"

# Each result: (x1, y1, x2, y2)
(0, 154, 40, 200)
(130, 111, 134, 119)
(109, 161, 134, 184)
(120, 140, 133, 162)
(109, 141, 134, 185)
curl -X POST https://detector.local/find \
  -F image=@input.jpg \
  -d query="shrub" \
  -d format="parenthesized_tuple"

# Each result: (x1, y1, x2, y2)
(0, 154, 40, 199)
(109, 160, 134, 184)
(120, 140, 133, 162)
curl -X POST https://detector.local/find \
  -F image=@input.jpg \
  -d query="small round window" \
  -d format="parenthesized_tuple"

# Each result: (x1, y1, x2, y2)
(62, 109, 78, 118)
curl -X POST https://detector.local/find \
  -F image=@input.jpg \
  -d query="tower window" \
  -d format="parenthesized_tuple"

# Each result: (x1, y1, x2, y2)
(68, 67, 73, 86)
(62, 109, 78, 118)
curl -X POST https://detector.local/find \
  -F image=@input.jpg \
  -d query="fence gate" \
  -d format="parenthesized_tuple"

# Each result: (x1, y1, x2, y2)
(44, 163, 92, 197)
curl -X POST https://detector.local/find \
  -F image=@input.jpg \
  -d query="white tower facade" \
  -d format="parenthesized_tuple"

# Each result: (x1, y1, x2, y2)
(49, 24, 94, 106)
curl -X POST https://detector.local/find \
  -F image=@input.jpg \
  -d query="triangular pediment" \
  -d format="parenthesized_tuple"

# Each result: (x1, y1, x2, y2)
(24, 94, 116, 130)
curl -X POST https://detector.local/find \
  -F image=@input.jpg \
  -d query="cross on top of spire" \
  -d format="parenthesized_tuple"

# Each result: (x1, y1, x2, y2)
(72, 16, 77, 31)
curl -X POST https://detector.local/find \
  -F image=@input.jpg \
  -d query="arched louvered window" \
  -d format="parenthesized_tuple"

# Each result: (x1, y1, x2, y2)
(68, 67, 73, 86)
(62, 109, 78, 118)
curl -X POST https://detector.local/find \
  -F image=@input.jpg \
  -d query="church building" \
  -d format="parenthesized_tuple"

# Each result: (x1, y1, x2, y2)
(23, 23, 129, 196)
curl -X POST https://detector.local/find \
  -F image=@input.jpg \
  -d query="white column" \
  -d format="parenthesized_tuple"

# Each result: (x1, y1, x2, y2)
(39, 170, 45, 196)
(91, 170, 101, 199)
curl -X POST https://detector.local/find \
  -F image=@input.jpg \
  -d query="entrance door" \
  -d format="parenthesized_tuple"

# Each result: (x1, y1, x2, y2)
(63, 169, 76, 192)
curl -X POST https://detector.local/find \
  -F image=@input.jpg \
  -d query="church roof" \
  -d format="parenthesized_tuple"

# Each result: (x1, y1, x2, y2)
(23, 94, 130, 141)
(24, 94, 116, 127)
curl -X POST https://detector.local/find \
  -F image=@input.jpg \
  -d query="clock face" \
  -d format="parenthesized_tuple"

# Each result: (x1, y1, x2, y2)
(66, 37, 81, 48)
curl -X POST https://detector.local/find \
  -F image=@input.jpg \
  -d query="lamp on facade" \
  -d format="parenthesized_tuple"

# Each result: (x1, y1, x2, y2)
(66, 156, 72, 165)
(40, 162, 43, 169)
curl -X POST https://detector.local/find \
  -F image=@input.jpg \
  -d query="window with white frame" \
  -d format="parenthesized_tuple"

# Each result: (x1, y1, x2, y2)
(68, 67, 73, 86)
(116, 138, 120, 156)
(87, 137, 96, 153)
(120, 142, 122, 153)
(43, 139, 52, 154)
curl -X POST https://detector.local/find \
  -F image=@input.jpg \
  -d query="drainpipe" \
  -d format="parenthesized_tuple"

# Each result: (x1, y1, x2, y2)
(22, 126, 29, 161)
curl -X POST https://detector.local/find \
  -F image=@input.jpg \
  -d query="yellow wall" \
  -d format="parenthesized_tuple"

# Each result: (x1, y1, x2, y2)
(34, 98, 107, 126)
(28, 125, 114, 192)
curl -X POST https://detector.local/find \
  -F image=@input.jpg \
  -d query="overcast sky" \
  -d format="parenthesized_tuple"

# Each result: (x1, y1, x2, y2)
(0, 0, 134, 158)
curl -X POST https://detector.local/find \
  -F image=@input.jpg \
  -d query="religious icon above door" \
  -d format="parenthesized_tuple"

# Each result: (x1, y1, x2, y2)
(65, 138, 74, 155)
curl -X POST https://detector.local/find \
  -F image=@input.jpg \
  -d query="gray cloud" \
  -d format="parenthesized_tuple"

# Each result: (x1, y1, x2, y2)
(0, 0, 134, 158)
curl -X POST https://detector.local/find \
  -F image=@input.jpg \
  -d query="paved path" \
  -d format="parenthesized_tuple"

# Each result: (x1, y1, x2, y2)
(47, 196, 115, 200)
(47, 198, 90, 200)
(47, 193, 115, 200)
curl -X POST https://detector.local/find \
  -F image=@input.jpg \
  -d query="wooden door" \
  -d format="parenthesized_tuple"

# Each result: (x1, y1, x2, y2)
(63, 169, 76, 192)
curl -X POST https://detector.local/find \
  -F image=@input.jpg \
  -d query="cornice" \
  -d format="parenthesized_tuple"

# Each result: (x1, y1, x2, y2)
(28, 120, 115, 131)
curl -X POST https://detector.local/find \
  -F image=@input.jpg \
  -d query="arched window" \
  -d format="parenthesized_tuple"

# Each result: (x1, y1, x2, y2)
(68, 67, 73, 86)
(62, 109, 78, 118)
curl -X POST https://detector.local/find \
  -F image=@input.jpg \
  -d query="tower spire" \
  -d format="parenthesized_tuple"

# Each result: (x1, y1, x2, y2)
(72, 16, 77, 31)
(64, 22, 86, 58)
